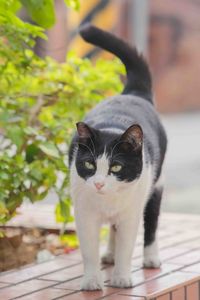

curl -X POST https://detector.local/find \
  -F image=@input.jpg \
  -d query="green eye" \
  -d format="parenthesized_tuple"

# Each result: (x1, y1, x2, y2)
(111, 164, 122, 173)
(85, 161, 95, 170)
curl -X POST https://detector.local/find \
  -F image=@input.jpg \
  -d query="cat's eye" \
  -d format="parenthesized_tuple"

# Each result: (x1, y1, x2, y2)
(110, 164, 122, 173)
(84, 161, 95, 170)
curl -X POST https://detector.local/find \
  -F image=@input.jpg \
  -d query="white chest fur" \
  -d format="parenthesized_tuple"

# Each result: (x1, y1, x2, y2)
(70, 152, 153, 224)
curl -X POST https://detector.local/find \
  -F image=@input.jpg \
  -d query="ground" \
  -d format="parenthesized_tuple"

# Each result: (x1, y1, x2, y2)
(1, 213, 200, 300)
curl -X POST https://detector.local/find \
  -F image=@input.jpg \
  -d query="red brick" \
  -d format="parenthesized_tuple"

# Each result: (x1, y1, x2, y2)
(53, 277, 82, 290)
(103, 295, 145, 300)
(186, 282, 199, 300)
(168, 250, 200, 266)
(181, 262, 200, 274)
(120, 271, 200, 299)
(39, 264, 84, 281)
(2, 213, 200, 300)
(157, 294, 170, 300)
(130, 263, 181, 286)
(57, 291, 115, 300)
(18, 287, 72, 300)
(0, 279, 54, 300)
(181, 239, 200, 249)
(0, 257, 79, 284)
(172, 287, 185, 300)
(0, 282, 9, 288)
(158, 233, 200, 249)
(55, 278, 122, 295)
(160, 247, 190, 261)
(106, 264, 180, 287)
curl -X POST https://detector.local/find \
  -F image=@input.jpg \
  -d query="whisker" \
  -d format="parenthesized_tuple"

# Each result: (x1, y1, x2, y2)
(74, 142, 96, 161)
(110, 140, 125, 159)
(88, 136, 96, 158)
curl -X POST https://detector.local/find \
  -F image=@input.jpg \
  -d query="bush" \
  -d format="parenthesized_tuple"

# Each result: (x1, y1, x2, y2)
(0, 0, 124, 225)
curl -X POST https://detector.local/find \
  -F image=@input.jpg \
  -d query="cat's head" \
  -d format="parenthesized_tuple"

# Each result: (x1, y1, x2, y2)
(74, 122, 143, 194)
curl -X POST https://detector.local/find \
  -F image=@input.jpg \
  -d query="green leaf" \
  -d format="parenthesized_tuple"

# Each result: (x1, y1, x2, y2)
(7, 125, 25, 149)
(60, 233, 79, 247)
(26, 143, 40, 163)
(0, 172, 10, 180)
(20, 0, 56, 28)
(64, 0, 80, 11)
(55, 198, 72, 223)
(24, 127, 39, 136)
(38, 142, 59, 158)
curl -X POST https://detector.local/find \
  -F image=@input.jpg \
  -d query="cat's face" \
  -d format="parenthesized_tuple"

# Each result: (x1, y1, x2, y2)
(74, 122, 143, 195)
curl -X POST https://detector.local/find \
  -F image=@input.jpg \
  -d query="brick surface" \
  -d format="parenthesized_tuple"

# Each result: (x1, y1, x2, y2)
(156, 294, 170, 300)
(168, 250, 200, 266)
(1, 213, 200, 300)
(57, 291, 120, 300)
(106, 263, 181, 287)
(0, 282, 9, 288)
(54, 278, 122, 296)
(39, 264, 84, 281)
(103, 296, 145, 300)
(159, 247, 190, 261)
(18, 287, 73, 300)
(53, 277, 82, 290)
(0, 257, 79, 284)
(172, 287, 185, 300)
(131, 263, 181, 286)
(0, 279, 55, 300)
(120, 271, 200, 299)
(186, 282, 199, 300)
(181, 262, 200, 274)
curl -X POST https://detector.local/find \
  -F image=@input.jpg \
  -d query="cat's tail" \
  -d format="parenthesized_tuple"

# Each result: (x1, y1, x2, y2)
(79, 23, 153, 103)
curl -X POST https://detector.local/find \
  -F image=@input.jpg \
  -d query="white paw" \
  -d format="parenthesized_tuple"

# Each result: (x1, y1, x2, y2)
(101, 252, 115, 264)
(80, 274, 103, 290)
(110, 274, 133, 288)
(143, 255, 161, 269)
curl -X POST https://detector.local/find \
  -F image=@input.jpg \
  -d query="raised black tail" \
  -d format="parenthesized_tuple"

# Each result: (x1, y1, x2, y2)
(79, 23, 153, 103)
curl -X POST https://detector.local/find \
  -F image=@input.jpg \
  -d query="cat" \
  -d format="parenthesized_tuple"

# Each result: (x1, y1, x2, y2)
(69, 23, 167, 290)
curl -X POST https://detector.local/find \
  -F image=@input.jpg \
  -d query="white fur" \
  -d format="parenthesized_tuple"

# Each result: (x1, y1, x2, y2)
(101, 225, 115, 264)
(70, 150, 153, 290)
(143, 239, 161, 268)
(102, 127, 123, 134)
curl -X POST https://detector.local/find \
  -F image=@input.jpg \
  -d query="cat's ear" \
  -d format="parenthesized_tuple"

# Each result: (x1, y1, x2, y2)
(76, 122, 93, 140)
(120, 124, 143, 151)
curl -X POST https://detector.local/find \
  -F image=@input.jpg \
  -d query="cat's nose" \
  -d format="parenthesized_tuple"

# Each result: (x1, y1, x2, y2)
(94, 182, 105, 190)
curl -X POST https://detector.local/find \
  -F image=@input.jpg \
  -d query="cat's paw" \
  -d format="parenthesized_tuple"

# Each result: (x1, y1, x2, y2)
(80, 274, 103, 290)
(101, 252, 115, 264)
(143, 255, 161, 269)
(110, 274, 133, 288)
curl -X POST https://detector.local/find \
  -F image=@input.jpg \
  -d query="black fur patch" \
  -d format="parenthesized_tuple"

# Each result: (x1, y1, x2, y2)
(72, 127, 143, 182)
(144, 187, 163, 247)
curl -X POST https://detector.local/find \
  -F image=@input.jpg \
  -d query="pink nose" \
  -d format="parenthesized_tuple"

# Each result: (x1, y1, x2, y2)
(94, 182, 105, 190)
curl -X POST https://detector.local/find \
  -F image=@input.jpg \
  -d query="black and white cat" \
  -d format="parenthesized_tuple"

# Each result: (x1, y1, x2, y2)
(69, 24, 167, 290)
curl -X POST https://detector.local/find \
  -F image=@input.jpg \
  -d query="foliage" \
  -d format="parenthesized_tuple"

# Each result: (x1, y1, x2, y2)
(0, 0, 124, 225)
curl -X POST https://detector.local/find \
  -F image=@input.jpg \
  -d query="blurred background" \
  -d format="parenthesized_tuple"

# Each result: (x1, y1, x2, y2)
(23, 0, 200, 214)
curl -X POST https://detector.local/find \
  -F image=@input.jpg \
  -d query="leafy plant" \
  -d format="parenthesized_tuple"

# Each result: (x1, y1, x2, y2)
(0, 0, 124, 225)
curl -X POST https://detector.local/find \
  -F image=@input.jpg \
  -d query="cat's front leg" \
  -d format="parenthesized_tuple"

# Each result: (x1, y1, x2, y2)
(74, 206, 103, 290)
(111, 215, 141, 288)
(101, 225, 115, 265)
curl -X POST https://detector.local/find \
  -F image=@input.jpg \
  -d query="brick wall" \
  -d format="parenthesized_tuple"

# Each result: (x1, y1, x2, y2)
(149, 0, 200, 113)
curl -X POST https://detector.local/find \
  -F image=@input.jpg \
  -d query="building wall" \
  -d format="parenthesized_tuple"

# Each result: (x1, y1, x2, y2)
(34, 0, 200, 113)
